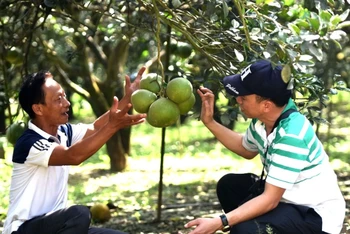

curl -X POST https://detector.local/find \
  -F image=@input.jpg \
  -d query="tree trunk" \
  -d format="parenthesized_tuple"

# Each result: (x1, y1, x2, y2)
(0, 106, 6, 134)
(106, 127, 131, 172)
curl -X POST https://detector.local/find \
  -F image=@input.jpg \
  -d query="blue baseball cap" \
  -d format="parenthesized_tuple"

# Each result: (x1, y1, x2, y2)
(222, 60, 292, 99)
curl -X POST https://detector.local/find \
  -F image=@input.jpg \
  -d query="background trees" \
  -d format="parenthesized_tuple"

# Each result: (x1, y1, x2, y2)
(1, 0, 349, 171)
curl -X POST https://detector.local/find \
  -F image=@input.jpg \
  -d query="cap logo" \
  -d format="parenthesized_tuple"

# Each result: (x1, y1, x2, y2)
(241, 64, 252, 80)
(225, 84, 239, 95)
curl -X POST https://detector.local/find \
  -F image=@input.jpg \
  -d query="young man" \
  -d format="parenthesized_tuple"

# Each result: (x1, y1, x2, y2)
(185, 60, 345, 234)
(3, 67, 147, 234)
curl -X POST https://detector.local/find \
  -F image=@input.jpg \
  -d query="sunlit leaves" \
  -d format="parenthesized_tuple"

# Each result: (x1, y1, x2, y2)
(234, 49, 244, 62)
(283, 0, 294, 7)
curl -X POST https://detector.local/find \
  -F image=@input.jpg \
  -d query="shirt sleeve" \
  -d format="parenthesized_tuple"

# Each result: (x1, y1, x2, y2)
(25, 139, 59, 167)
(70, 123, 89, 144)
(242, 120, 259, 152)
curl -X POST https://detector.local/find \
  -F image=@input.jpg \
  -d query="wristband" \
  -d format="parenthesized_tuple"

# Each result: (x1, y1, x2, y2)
(219, 214, 230, 232)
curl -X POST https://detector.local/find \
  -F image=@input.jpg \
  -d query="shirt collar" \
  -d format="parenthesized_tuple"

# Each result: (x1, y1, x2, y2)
(28, 120, 61, 144)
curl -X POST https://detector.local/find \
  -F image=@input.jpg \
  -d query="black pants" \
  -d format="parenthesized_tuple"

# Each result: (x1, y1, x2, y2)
(216, 173, 326, 234)
(14, 205, 126, 234)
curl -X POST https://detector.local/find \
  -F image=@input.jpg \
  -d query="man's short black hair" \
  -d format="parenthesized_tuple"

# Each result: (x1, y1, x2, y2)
(19, 71, 51, 119)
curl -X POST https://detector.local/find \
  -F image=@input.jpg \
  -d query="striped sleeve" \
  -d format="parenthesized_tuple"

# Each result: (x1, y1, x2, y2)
(26, 139, 59, 167)
(242, 120, 259, 152)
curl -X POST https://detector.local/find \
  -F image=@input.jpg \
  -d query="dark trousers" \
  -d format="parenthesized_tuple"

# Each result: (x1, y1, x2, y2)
(14, 205, 126, 234)
(216, 173, 326, 234)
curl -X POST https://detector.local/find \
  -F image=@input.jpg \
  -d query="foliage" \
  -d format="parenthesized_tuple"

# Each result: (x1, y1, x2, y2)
(1, 0, 350, 169)
(141, 0, 350, 123)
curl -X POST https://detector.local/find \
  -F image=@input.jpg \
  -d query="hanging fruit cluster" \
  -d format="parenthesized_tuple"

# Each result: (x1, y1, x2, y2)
(131, 73, 195, 128)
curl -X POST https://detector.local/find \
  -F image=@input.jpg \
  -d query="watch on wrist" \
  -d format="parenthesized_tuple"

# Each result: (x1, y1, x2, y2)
(219, 214, 230, 232)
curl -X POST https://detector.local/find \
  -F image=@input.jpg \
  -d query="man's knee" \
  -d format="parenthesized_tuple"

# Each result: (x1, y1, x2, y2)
(66, 205, 91, 225)
(217, 173, 233, 192)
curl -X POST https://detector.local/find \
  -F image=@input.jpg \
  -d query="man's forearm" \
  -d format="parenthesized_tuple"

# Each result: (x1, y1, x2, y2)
(205, 120, 256, 159)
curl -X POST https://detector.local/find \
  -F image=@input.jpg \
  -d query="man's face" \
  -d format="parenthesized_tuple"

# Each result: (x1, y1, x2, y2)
(235, 94, 264, 118)
(40, 77, 70, 125)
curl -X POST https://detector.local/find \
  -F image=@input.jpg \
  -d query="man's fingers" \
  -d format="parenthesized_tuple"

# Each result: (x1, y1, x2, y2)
(137, 66, 146, 78)
(117, 103, 132, 116)
(129, 114, 146, 125)
(125, 75, 131, 87)
(110, 97, 119, 113)
(184, 219, 199, 228)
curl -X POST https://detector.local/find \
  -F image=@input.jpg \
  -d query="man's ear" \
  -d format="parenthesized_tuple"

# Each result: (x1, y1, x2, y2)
(263, 100, 273, 113)
(32, 104, 43, 116)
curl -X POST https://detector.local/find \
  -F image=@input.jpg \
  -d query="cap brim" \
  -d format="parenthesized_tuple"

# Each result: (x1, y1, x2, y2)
(222, 74, 252, 97)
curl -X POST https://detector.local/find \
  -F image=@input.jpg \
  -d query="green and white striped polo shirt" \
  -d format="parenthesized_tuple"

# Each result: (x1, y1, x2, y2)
(242, 98, 345, 234)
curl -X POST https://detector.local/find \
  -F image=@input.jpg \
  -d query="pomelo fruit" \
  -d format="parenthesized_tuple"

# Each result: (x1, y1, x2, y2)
(6, 120, 27, 145)
(166, 78, 193, 104)
(175, 41, 193, 58)
(140, 73, 162, 94)
(177, 93, 196, 115)
(131, 89, 157, 113)
(147, 98, 180, 128)
(90, 203, 111, 223)
(5, 49, 23, 65)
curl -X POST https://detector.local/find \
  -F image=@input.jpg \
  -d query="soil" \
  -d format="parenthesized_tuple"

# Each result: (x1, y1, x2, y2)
(95, 171, 350, 234)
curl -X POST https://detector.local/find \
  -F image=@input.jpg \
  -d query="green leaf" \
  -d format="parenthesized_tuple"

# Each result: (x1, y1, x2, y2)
(339, 9, 350, 21)
(300, 34, 320, 41)
(330, 30, 347, 40)
(286, 36, 303, 45)
(329, 88, 338, 95)
(319, 10, 331, 23)
(234, 49, 244, 62)
(231, 19, 240, 29)
(330, 15, 341, 28)
(330, 39, 342, 50)
(222, 0, 229, 18)
(294, 19, 309, 29)
(308, 44, 323, 61)
(309, 17, 320, 31)
(336, 21, 350, 29)
(299, 55, 313, 61)
(287, 23, 300, 35)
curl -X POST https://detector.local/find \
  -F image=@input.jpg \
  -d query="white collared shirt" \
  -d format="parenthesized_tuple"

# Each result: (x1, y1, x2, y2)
(2, 121, 88, 234)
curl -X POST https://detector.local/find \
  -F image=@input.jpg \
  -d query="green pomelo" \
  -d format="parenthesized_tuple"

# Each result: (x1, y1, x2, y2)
(177, 93, 196, 115)
(176, 42, 193, 58)
(131, 89, 157, 113)
(6, 120, 27, 145)
(140, 73, 162, 94)
(147, 98, 180, 128)
(166, 78, 193, 104)
(5, 49, 23, 65)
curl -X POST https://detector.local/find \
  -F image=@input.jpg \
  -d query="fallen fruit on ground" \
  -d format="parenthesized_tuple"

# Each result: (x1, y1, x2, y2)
(90, 203, 111, 223)
(166, 78, 193, 104)
(177, 93, 196, 115)
(6, 120, 27, 145)
(140, 73, 162, 94)
(131, 89, 157, 113)
(147, 98, 180, 128)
